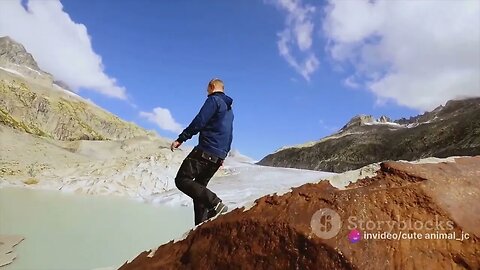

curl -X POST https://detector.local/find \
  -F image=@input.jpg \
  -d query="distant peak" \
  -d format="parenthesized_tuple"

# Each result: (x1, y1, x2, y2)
(342, 114, 374, 129)
(340, 114, 398, 132)
(0, 36, 24, 47)
(0, 36, 15, 41)
(0, 36, 45, 76)
(378, 115, 391, 123)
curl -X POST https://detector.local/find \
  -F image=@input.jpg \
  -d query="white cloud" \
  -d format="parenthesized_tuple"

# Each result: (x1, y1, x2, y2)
(343, 75, 360, 89)
(272, 0, 319, 81)
(323, 0, 480, 111)
(140, 107, 183, 134)
(0, 0, 127, 99)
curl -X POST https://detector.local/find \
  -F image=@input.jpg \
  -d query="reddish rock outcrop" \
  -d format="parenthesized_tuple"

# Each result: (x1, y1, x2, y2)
(120, 157, 480, 270)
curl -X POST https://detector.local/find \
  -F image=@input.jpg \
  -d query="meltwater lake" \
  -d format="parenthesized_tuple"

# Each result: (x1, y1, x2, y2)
(0, 187, 193, 270)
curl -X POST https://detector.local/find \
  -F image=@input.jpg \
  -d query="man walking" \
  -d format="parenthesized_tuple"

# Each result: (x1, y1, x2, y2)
(171, 78, 234, 225)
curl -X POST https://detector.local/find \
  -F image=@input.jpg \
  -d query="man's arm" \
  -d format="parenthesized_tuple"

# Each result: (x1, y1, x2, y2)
(176, 96, 218, 144)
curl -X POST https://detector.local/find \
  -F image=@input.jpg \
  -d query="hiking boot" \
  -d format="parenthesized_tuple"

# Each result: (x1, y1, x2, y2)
(213, 201, 228, 215)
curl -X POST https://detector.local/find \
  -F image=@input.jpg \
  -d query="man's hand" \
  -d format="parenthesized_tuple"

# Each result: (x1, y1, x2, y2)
(170, 140, 182, 152)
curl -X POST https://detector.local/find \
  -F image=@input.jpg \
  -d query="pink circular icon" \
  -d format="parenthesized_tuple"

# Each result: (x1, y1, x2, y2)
(348, 229, 361, 243)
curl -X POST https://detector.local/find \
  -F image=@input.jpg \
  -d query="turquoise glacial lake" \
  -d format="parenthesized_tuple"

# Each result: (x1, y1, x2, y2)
(0, 187, 193, 270)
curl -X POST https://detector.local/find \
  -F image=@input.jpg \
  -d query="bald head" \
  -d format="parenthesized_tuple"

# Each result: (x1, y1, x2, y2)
(207, 78, 224, 95)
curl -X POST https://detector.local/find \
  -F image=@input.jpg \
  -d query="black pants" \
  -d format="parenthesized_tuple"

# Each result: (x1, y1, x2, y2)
(175, 148, 222, 225)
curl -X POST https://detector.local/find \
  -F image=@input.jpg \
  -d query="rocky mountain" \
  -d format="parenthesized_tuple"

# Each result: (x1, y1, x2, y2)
(258, 98, 480, 172)
(0, 36, 53, 86)
(0, 36, 150, 141)
(120, 157, 480, 270)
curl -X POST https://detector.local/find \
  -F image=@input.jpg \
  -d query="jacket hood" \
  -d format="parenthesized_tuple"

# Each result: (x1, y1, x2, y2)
(212, 92, 233, 110)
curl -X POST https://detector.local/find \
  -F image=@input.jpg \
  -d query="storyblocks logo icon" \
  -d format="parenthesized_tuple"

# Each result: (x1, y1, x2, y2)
(310, 208, 342, 239)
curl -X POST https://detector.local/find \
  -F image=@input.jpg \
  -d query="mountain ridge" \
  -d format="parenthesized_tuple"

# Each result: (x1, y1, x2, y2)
(0, 36, 152, 141)
(259, 97, 480, 172)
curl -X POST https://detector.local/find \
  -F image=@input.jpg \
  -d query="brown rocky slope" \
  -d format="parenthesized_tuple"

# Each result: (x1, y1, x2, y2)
(120, 156, 480, 270)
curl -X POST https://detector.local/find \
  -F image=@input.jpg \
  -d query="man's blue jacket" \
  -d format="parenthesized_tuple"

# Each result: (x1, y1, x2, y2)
(176, 92, 234, 159)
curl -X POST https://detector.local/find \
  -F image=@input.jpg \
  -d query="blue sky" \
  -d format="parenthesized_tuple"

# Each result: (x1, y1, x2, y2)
(3, 0, 478, 160)
(62, 0, 415, 160)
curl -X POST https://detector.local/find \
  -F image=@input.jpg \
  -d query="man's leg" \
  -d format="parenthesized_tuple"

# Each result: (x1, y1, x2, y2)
(175, 155, 221, 212)
(193, 201, 209, 225)
(192, 162, 221, 225)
